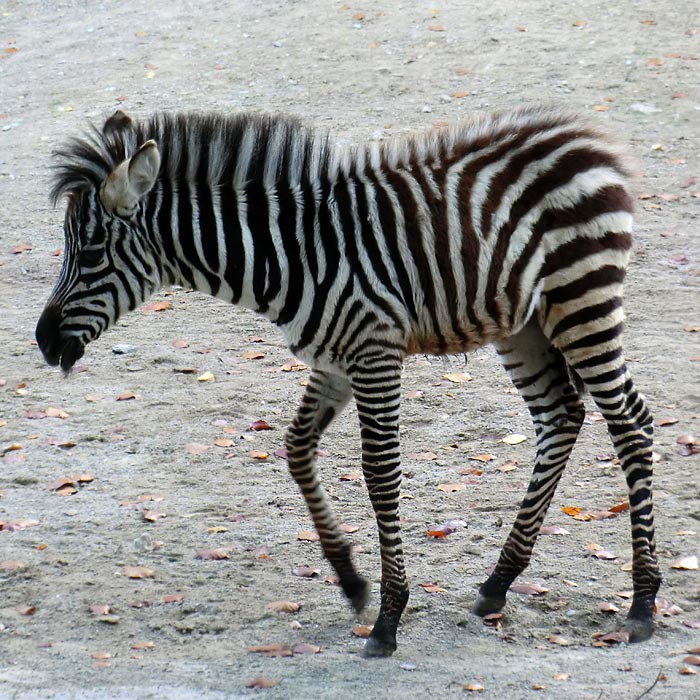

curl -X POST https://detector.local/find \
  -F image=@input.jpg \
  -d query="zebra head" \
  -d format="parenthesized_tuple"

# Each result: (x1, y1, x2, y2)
(36, 111, 162, 372)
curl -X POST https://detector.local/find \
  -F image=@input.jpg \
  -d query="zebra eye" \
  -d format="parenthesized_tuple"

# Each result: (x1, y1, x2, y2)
(79, 245, 104, 267)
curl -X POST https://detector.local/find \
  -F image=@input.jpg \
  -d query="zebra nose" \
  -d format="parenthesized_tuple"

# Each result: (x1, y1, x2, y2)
(36, 306, 62, 366)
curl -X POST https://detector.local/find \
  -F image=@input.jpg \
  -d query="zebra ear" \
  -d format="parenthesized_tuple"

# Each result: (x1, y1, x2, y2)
(100, 140, 160, 215)
(103, 109, 133, 136)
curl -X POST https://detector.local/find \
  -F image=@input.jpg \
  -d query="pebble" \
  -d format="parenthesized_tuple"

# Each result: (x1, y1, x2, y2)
(421, 105, 432, 113)
(630, 103, 661, 114)
(112, 343, 137, 355)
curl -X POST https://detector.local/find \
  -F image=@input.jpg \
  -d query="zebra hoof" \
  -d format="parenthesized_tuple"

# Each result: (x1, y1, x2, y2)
(472, 593, 506, 617)
(362, 634, 396, 658)
(624, 617, 654, 643)
(342, 575, 370, 614)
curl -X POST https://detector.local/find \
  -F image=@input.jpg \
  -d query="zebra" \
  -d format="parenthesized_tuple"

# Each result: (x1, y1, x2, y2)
(36, 106, 660, 658)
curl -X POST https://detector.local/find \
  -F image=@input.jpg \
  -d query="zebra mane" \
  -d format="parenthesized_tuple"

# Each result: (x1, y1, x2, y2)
(50, 111, 329, 206)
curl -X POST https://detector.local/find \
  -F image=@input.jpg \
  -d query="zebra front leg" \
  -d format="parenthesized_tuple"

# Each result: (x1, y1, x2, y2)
(474, 322, 585, 616)
(285, 370, 370, 614)
(351, 360, 409, 658)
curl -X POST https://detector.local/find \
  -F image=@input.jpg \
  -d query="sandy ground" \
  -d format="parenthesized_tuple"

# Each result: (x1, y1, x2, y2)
(1, 1, 699, 699)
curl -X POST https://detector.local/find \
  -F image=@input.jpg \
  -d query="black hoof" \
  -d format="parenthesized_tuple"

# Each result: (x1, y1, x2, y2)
(624, 617, 654, 643)
(472, 593, 506, 617)
(341, 575, 371, 614)
(362, 634, 396, 658)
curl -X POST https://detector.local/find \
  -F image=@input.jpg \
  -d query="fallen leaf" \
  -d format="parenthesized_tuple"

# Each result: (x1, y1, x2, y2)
(553, 673, 570, 681)
(195, 549, 229, 561)
(213, 438, 235, 448)
(657, 417, 679, 426)
(407, 451, 438, 461)
(207, 526, 229, 534)
(91, 651, 112, 660)
(591, 630, 629, 645)
(242, 351, 264, 360)
(0, 519, 39, 532)
(197, 371, 215, 382)
(131, 641, 155, 650)
(267, 600, 301, 613)
(428, 24, 447, 32)
(443, 372, 473, 383)
(682, 656, 700, 666)
(17, 605, 36, 616)
(90, 604, 111, 616)
(11, 242, 32, 254)
(173, 339, 189, 348)
(185, 443, 210, 455)
(124, 566, 155, 579)
(45, 406, 69, 419)
(141, 301, 172, 312)
(426, 519, 466, 538)
(249, 419, 273, 431)
(248, 450, 269, 460)
(143, 510, 166, 523)
(437, 483, 465, 493)
(246, 677, 279, 689)
(463, 683, 485, 692)
(281, 361, 306, 372)
(161, 594, 185, 604)
(338, 523, 360, 534)
(352, 624, 373, 638)
(501, 433, 527, 445)
(496, 460, 519, 472)
(671, 555, 698, 570)
(469, 454, 496, 463)
(539, 525, 570, 536)
(247, 643, 293, 658)
(1, 560, 26, 570)
(655, 598, 683, 616)
(293, 643, 321, 655)
(292, 566, 320, 578)
(419, 582, 446, 593)
(510, 582, 548, 596)
(116, 391, 138, 401)
(680, 666, 698, 676)
(339, 469, 363, 481)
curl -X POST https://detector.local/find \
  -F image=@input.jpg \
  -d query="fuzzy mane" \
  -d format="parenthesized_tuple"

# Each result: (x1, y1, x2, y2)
(50, 112, 328, 206)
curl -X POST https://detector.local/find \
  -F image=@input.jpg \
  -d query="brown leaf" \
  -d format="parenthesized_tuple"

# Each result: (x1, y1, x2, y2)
(469, 454, 496, 463)
(1, 560, 26, 570)
(671, 555, 698, 570)
(680, 666, 698, 676)
(11, 242, 32, 254)
(419, 582, 446, 593)
(116, 391, 138, 401)
(213, 438, 235, 448)
(248, 643, 293, 658)
(428, 24, 447, 32)
(249, 419, 273, 431)
(131, 641, 155, 650)
(546, 634, 570, 646)
(241, 350, 264, 360)
(195, 549, 229, 561)
(608, 501, 630, 514)
(161, 594, 185, 604)
(496, 460, 519, 472)
(246, 677, 279, 689)
(407, 451, 438, 461)
(683, 656, 700, 666)
(339, 469, 363, 482)
(655, 598, 683, 616)
(143, 510, 166, 522)
(539, 525, 570, 536)
(657, 417, 679, 427)
(17, 605, 36, 616)
(426, 519, 466, 538)
(141, 300, 172, 312)
(248, 450, 269, 460)
(297, 530, 320, 542)
(293, 642, 321, 655)
(173, 339, 189, 348)
(352, 624, 373, 638)
(0, 519, 39, 532)
(185, 443, 210, 455)
(267, 600, 301, 613)
(124, 566, 154, 579)
(91, 651, 112, 660)
(510, 582, 548, 596)
(591, 630, 629, 645)
(281, 361, 306, 372)
(338, 523, 360, 534)
(463, 683, 485, 692)
(45, 406, 69, 419)
(197, 371, 215, 382)
(443, 372, 473, 383)
(437, 483, 465, 493)
(292, 566, 320, 578)
(598, 601, 620, 613)
(501, 433, 527, 445)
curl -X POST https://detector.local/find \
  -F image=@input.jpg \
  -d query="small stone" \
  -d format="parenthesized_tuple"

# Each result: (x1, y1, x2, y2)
(112, 344, 137, 355)
(421, 105, 432, 113)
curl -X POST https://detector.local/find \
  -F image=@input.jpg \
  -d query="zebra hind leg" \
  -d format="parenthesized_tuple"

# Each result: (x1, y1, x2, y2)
(473, 320, 585, 616)
(285, 369, 370, 614)
(351, 357, 409, 658)
(557, 340, 660, 642)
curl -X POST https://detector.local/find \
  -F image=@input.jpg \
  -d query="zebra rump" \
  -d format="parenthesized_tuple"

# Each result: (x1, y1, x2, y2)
(36, 105, 660, 657)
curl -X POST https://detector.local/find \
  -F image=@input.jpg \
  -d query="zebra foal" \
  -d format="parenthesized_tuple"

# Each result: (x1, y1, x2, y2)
(36, 106, 660, 657)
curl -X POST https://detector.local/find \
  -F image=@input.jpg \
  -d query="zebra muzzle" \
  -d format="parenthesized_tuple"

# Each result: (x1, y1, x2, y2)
(36, 307, 85, 372)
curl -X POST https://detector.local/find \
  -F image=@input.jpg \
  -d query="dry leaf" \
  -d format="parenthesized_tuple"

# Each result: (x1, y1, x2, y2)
(91, 651, 112, 660)
(45, 406, 69, 419)
(173, 339, 189, 348)
(248, 450, 269, 460)
(671, 555, 698, 570)
(419, 582, 446, 593)
(242, 351, 264, 360)
(297, 530, 320, 542)
(427, 519, 466, 538)
(469, 454, 496, 462)
(131, 641, 155, 650)
(437, 483, 465, 493)
(293, 566, 320, 578)
(339, 523, 360, 534)
(281, 361, 306, 372)
(683, 656, 700, 666)
(195, 549, 229, 561)
(143, 510, 166, 522)
(185, 443, 209, 455)
(598, 601, 620, 613)
(443, 372, 473, 383)
(510, 582, 548, 596)
(213, 438, 235, 448)
(246, 677, 279, 689)
(124, 566, 154, 579)
(539, 525, 570, 536)
(591, 630, 629, 645)
(340, 469, 363, 482)
(267, 600, 301, 613)
(463, 683, 485, 692)
(141, 301, 172, 312)
(352, 624, 373, 638)
(247, 643, 293, 658)
(293, 643, 321, 655)
(407, 451, 438, 461)
(428, 24, 447, 32)
(1, 560, 26, 570)
(496, 460, 519, 472)
(249, 419, 273, 431)
(116, 391, 138, 401)
(90, 604, 111, 616)
(162, 594, 185, 604)
(197, 371, 215, 382)
(501, 433, 527, 445)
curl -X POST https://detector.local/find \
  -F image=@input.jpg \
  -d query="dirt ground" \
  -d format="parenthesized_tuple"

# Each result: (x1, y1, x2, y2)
(1, 1, 699, 699)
